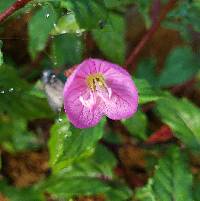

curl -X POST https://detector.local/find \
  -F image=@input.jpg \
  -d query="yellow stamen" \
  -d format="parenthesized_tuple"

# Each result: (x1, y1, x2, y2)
(86, 73, 105, 91)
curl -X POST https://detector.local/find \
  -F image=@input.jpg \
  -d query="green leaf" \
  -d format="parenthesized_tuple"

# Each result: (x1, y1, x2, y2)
(106, 184, 132, 201)
(51, 33, 83, 67)
(135, 78, 161, 104)
(61, 144, 117, 179)
(0, 0, 15, 12)
(135, 146, 193, 201)
(49, 116, 106, 172)
(155, 95, 200, 151)
(136, 0, 153, 28)
(122, 110, 148, 140)
(51, 13, 84, 35)
(0, 181, 44, 201)
(92, 13, 126, 65)
(136, 58, 158, 87)
(193, 179, 200, 201)
(0, 117, 39, 152)
(63, 0, 108, 29)
(164, 1, 200, 40)
(103, 0, 135, 8)
(158, 47, 200, 87)
(28, 4, 57, 59)
(0, 65, 53, 120)
(92, 144, 117, 177)
(39, 170, 131, 200)
(48, 115, 72, 167)
(44, 176, 110, 198)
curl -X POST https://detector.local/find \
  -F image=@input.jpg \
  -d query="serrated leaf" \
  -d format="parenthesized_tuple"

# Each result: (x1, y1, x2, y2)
(28, 4, 57, 59)
(51, 33, 83, 67)
(92, 13, 125, 65)
(64, 0, 108, 29)
(0, 181, 44, 201)
(49, 117, 106, 172)
(122, 110, 148, 140)
(106, 184, 132, 201)
(158, 47, 200, 87)
(48, 115, 71, 166)
(135, 78, 161, 104)
(44, 176, 110, 199)
(39, 170, 131, 201)
(156, 95, 200, 151)
(135, 146, 193, 201)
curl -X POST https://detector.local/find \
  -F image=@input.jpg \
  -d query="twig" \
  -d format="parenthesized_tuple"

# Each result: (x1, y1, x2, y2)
(0, 0, 31, 23)
(125, 0, 177, 72)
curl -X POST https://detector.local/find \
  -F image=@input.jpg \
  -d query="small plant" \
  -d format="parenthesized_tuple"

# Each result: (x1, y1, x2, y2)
(0, 0, 200, 201)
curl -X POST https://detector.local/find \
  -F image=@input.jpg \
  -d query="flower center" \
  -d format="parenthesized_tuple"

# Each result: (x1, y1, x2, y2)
(86, 73, 105, 91)
(79, 73, 112, 110)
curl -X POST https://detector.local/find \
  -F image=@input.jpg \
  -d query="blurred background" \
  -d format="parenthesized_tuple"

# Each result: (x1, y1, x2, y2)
(0, 0, 200, 201)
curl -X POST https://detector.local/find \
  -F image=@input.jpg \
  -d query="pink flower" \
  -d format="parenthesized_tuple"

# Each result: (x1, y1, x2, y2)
(63, 58, 138, 128)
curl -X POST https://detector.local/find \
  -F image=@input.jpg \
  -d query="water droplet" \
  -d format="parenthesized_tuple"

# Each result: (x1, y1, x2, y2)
(9, 88, 14, 92)
(76, 30, 82, 37)
(58, 118, 63, 122)
(46, 13, 50, 18)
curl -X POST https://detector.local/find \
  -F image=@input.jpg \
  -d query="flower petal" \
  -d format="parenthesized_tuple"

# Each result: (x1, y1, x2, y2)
(103, 66, 138, 120)
(64, 89, 104, 128)
(63, 61, 104, 128)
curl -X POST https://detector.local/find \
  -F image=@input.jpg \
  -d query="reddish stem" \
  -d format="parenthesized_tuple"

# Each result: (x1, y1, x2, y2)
(0, 0, 31, 23)
(125, 0, 177, 71)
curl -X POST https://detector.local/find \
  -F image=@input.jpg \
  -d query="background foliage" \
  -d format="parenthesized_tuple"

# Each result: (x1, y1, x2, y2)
(0, 0, 200, 201)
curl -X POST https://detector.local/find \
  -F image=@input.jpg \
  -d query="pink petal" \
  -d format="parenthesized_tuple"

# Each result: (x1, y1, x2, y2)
(64, 88, 104, 128)
(63, 58, 138, 128)
(103, 67, 138, 120)
(63, 60, 104, 128)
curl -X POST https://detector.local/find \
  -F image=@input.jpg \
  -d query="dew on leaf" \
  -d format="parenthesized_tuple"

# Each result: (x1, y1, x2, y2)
(9, 88, 14, 92)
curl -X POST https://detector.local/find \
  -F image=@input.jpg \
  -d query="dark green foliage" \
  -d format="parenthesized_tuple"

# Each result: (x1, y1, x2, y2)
(158, 47, 200, 87)
(28, 4, 57, 59)
(63, 0, 108, 29)
(136, 47, 200, 87)
(135, 146, 193, 201)
(51, 33, 83, 66)
(122, 110, 148, 140)
(0, 181, 44, 201)
(1, 0, 200, 201)
(134, 78, 162, 104)
(155, 95, 200, 152)
(92, 13, 126, 64)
